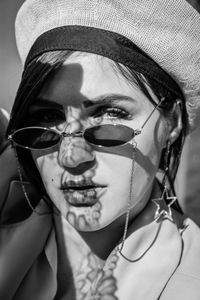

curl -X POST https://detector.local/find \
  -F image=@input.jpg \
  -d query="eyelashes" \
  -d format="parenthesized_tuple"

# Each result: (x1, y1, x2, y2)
(91, 105, 132, 121)
(28, 105, 132, 127)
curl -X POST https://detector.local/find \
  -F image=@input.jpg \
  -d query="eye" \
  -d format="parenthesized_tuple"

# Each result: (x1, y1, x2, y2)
(93, 106, 131, 120)
(29, 109, 66, 126)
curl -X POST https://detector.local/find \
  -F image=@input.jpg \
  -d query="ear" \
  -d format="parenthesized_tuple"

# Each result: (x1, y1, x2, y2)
(168, 99, 183, 144)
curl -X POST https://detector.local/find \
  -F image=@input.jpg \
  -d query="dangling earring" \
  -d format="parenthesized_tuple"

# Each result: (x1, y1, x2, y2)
(152, 186, 177, 222)
(152, 141, 177, 222)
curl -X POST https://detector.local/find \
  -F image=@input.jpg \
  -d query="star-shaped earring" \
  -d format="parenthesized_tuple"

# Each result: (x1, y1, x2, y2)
(152, 187, 177, 222)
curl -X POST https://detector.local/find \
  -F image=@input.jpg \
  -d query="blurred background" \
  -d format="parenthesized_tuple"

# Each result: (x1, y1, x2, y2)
(0, 0, 24, 112)
(0, 0, 200, 225)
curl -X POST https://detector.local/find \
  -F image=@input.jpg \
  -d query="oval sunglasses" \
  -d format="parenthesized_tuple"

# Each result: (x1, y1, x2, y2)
(8, 101, 162, 150)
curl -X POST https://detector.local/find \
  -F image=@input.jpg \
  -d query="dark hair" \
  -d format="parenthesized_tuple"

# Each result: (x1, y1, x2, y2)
(7, 50, 187, 210)
(112, 63, 187, 188)
(7, 51, 74, 205)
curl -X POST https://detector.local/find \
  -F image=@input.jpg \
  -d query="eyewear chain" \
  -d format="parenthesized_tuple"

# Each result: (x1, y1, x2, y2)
(118, 139, 162, 263)
(118, 139, 137, 258)
(13, 146, 50, 216)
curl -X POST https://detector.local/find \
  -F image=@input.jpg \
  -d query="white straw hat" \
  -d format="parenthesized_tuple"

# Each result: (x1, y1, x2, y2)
(15, 0, 200, 130)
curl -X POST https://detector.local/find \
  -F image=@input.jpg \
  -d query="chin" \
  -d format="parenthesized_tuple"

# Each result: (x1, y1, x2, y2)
(66, 217, 103, 232)
(63, 201, 103, 232)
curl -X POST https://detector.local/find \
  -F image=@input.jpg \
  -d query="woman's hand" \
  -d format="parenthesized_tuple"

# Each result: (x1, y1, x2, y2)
(0, 108, 10, 153)
(0, 109, 40, 224)
(0, 109, 17, 211)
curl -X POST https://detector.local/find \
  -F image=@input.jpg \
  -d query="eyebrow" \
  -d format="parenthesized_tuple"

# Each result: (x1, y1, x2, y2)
(82, 94, 136, 108)
(29, 97, 64, 111)
(30, 93, 136, 110)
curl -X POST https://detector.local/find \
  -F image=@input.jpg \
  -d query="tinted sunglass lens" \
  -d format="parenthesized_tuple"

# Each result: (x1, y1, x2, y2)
(84, 124, 134, 147)
(12, 128, 60, 149)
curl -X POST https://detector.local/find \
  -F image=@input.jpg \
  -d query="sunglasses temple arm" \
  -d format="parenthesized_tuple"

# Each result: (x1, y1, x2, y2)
(140, 98, 165, 130)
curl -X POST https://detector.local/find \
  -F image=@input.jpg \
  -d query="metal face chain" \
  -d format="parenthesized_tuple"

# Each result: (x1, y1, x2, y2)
(13, 146, 49, 216)
(118, 140, 161, 263)
(118, 139, 137, 256)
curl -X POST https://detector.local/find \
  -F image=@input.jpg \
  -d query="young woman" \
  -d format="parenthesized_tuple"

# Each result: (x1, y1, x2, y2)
(0, 0, 200, 299)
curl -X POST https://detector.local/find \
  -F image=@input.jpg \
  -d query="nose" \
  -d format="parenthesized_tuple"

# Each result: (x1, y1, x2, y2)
(57, 121, 95, 169)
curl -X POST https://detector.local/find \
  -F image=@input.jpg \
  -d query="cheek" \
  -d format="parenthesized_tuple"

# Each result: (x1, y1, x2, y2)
(137, 118, 168, 170)
(95, 151, 139, 219)
(32, 152, 71, 215)
(32, 151, 62, 186)
(128, 122, 167, 204)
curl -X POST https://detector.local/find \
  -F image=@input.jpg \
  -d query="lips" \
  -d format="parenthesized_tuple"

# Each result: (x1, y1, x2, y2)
(60, 180, 106, 207)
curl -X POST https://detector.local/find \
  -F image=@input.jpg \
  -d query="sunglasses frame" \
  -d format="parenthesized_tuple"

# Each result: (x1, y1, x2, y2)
(8, 99, 163, 150)
(8, 124, 142, 150)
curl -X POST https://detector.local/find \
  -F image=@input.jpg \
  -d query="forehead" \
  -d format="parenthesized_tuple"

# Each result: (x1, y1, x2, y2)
(39, 52, 146, 107)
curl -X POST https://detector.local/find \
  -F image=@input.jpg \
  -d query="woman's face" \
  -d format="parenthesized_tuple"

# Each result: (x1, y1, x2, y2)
(30, 53, 168, 232)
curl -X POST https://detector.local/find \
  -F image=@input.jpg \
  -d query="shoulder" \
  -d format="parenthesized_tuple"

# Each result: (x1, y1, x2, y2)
(161, 218, 200, 300)
(179, 218, 200, 276)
